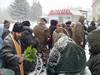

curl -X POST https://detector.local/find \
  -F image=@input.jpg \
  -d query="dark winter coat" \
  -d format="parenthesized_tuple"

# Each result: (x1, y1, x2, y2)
(87, 27, 100, 75)
(33, 23, 50, 64)
(48, 20, 58, 49)
(87, 27, 100, 55)
(21, 29, 37, 74)
(50, 20, 58, 35)
(47, 33, 86, 75)
(88, 26, 96, 32)
(0, 34, 22, 75)
(88, 21, 96, 32)
(48, 25, 56, 49)
(87, 54, 100, 75)
(49, 25, 56, 35)
(21, 28, 37, 52)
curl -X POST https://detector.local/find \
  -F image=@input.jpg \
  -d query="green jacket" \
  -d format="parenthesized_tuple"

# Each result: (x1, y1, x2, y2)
(87, 27, 100, 75)
(87, 54, 100, 75)
(47, 34, 86, 75)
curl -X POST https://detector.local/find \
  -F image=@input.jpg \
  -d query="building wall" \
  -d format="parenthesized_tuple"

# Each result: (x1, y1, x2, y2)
(93, 0, 100, 21)
(48, 15, 81, 23)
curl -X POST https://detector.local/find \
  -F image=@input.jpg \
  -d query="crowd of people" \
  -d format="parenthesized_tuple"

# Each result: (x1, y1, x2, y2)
(0, 16, 99, 75)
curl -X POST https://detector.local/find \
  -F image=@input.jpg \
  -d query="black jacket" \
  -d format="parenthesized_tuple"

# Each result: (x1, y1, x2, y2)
(21, 30, 37, 52)
(20, 29, 37, 74)
(88, 26, 96, 32)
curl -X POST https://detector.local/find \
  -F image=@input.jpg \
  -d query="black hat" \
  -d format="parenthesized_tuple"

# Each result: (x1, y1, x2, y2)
(22, 21, 30, 26)
(12, 22, 24, 32)
(50, 20, 58, 26)
(65, 21, 71, 25)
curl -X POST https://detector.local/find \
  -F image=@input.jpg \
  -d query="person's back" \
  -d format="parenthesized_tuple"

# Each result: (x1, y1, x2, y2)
(87, 27, 100, 75)
(47, 33, 86, 75)
(72, 22, 85, 48)
(33, 18, 50, 65)
(49, 20, 58, 35)
(78, 16, 87, 48)
(33, 23, 49, 45)
(21, 21, 37, 52)
(19, 21, 38, 74)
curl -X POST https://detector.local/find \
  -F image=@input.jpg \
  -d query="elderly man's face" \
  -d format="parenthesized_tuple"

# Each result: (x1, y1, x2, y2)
(15, 32, 22, 40)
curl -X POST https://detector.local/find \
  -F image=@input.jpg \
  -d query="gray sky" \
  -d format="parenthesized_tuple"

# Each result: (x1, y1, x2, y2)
(0, 0, 92, 13)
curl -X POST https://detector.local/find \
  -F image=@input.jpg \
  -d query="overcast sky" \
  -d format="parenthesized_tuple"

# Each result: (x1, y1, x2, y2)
(0, 0, 92, 13)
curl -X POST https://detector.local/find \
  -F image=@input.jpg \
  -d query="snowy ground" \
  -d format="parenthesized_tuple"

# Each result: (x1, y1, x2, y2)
(85, 43, 90, 61)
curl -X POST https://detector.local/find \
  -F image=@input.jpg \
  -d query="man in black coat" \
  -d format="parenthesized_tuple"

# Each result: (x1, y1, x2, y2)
(21, 21, 37, 74)
(21, 21, 37, 52)
(88, 21, 96, 32)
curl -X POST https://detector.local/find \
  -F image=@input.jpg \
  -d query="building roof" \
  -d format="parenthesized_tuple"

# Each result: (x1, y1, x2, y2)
(48, 9, 82, 16)
(48, 9, 72, 16)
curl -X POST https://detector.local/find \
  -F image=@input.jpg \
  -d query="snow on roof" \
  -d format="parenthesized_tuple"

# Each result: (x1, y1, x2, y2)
(48, 9, 72, 16)
(48, 9, 82, 16)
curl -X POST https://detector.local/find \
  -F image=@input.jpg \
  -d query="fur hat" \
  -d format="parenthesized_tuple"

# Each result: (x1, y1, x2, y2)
(12, 22, 24, 32)
(50, 20, 58, 26)
(22, 21, 30, 26)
